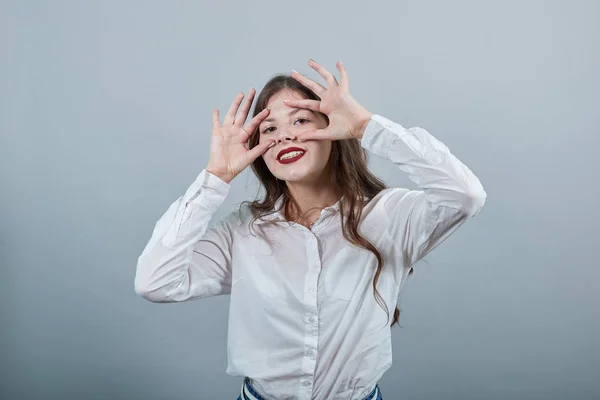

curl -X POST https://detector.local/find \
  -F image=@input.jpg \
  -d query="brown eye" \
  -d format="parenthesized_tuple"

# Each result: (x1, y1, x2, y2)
(295, 118, 310, 125)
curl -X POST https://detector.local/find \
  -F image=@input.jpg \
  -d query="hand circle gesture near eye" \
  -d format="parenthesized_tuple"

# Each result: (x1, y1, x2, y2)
(206, 89, 276, 183)
(282, 60, 373, 142)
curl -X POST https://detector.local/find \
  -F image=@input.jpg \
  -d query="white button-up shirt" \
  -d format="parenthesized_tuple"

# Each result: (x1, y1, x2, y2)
(135, 114, 486, 400)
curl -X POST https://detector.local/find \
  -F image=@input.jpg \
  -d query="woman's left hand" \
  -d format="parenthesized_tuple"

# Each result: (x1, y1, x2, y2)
(283, 59, 373, 141)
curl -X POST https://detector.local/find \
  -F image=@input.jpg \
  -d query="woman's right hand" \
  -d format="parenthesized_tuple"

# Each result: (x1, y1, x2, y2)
(206, 88, 275, 183)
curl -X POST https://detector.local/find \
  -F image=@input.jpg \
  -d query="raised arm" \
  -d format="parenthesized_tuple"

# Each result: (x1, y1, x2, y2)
(135, 88, 277, 302)
(360, 115, 486, 270)
(282, 59, 486, 273)
(135, 169, 234, 302)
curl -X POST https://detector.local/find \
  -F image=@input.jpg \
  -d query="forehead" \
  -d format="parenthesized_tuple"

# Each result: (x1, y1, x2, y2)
(265, 89, 307, 112)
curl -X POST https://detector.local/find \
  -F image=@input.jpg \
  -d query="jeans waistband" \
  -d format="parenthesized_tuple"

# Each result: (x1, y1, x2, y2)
(239, 377, 382, 400)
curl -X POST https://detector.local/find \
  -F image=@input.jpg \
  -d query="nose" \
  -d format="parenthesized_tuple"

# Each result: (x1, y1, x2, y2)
(275, 128, 297, 144)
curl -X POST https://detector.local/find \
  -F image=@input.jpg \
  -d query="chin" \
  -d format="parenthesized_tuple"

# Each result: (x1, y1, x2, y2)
(277, 169, 323, 184)
(266, 155, 329, 183)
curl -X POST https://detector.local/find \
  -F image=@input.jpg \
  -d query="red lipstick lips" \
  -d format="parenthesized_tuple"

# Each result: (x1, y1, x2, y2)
(277, 147, 306, 164)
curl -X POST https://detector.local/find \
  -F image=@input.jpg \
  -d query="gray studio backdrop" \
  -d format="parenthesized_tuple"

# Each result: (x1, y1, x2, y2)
(1, 1, 599, 399)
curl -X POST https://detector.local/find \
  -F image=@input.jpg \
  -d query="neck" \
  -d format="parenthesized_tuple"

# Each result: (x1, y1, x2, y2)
(284, 180, 341, 223)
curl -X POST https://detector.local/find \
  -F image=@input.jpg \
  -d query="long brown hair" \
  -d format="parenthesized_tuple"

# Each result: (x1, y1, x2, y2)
(242, 74, 412, 327)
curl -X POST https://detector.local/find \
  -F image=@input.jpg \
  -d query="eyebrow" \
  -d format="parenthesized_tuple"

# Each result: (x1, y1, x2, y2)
(262, 108, 313, 123)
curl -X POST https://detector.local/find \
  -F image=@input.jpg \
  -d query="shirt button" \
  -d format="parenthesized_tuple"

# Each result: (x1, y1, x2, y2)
(307, 349, 315, 357)
(308, 288, 315, 293)
(302, 380, 311, 387)
(307, 316, 316, 323)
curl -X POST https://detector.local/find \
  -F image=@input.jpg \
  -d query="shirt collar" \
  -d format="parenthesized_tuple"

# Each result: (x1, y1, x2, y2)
(255, 193, 345, 225)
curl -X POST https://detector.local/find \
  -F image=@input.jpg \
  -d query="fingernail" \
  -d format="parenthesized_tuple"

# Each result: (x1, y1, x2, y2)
(282, 100, 289, 103)
(292, 69, 298, 74)
(268, 141, 276, 148)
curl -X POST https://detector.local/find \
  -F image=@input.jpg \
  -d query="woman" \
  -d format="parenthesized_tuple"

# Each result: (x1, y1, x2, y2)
(135, 59, 486, 400)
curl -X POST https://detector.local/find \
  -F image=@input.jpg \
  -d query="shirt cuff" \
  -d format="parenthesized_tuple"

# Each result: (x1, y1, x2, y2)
(359, 114, 407, 159)
(161, 170, 231, 247)
(183, 169, 231, 213)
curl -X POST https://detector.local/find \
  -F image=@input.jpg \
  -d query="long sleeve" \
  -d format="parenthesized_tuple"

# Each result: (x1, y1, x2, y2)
(134, 169, 235, 302)
(360, 114, 486, 270)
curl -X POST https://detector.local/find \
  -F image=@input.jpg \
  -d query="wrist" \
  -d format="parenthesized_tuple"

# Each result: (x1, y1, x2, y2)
(354, 109, 374, 140)
(206, 167, 233, 184)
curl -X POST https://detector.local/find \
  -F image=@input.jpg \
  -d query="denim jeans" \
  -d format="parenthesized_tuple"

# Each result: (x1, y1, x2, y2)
(236, 377, 383, 400)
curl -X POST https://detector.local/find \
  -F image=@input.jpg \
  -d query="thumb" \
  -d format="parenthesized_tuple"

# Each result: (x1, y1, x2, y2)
(248, 139, 276, 162)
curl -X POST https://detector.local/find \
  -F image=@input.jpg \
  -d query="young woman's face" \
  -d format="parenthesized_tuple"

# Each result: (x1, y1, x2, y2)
(259, 89, 332, 184)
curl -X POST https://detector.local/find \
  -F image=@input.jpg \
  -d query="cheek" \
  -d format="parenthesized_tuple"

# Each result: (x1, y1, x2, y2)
(303, 143, 332, 168)
(262, 147, 276, 164)
(314, 142, 333, 159)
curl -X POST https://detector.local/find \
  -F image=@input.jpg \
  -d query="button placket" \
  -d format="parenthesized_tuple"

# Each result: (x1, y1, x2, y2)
(304, 233, 321, 305)
(299, 224, 322, 397)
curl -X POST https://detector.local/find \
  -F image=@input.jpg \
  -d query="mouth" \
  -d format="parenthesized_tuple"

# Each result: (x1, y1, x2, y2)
(278, 150, 306, 164)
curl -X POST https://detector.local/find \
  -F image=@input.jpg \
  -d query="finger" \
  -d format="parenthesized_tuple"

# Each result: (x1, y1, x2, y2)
(282, 99, 320, 112)
(296, 128, 331, 142)
(244, 107, 270, 135)
(291, 70, 326, 96)
(240, 108, 270, 142)
(248, 139, 276, 161)
(337, 61, 349, 88)
(224, 92, 244, 125)
(234, 88, 255, 127)
(212, 109, 220, 129)
(308, 59, 338, 87)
